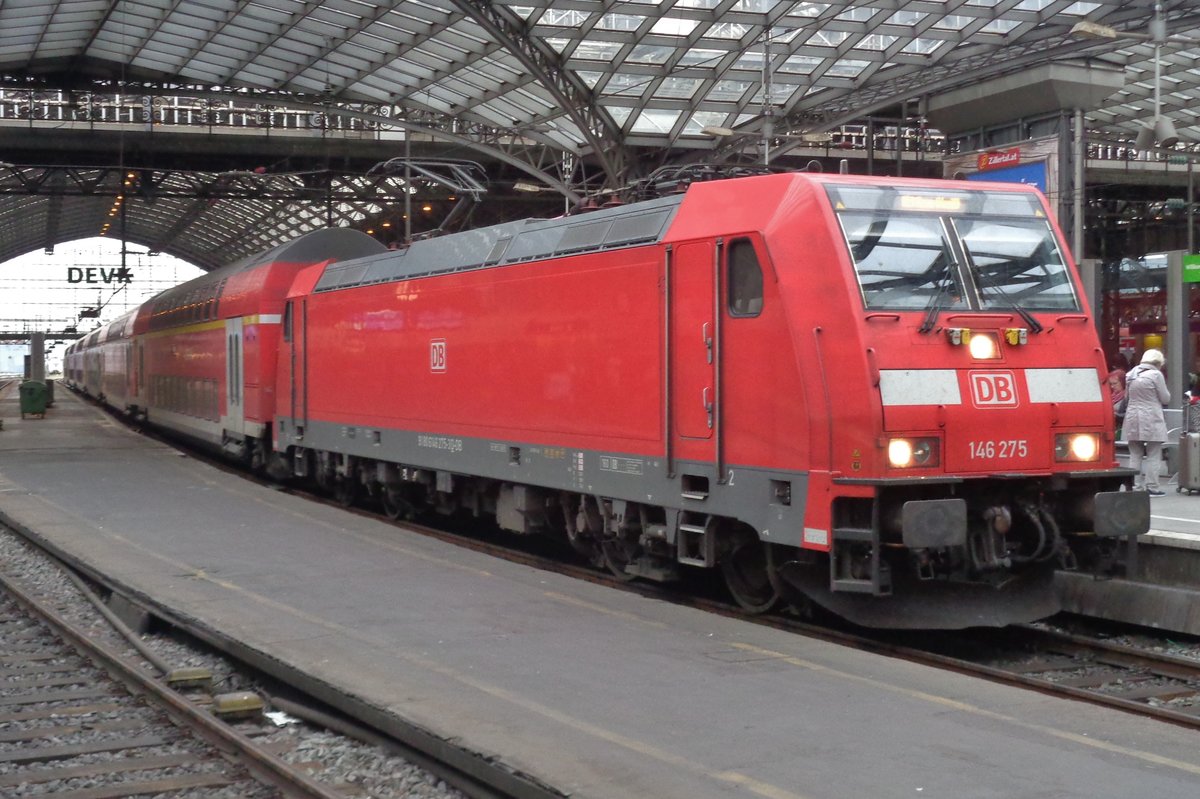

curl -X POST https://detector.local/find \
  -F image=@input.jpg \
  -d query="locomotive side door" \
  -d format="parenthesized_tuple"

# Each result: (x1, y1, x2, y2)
(225, 317, 245, 437)
(670, 240, 718, 461)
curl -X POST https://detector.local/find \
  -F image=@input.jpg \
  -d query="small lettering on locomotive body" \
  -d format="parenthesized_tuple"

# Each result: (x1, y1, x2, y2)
(417, 434, 463, 453)
(599, 456, 644, 475)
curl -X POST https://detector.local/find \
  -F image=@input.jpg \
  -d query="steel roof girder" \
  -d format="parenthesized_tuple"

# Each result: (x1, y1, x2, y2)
(449, 0, 624, 187)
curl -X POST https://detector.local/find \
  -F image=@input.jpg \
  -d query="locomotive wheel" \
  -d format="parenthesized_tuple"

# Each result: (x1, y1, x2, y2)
(722, 527, 780, 614)
(765, 544, 815, 617)
(381, 489, 404, 520)
(602, 534, 640, 582)
(381, 487, 417, 521)
(333, 478, 357, 507)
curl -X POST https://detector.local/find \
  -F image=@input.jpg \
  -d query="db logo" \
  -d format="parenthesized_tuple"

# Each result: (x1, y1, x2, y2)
(430, 339, 447, 373)
(969, 370, 1019, 408)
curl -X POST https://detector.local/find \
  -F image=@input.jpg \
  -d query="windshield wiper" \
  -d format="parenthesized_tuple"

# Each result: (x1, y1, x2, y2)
(976, 275, 1044, 333)
(919, 267, 957, 334)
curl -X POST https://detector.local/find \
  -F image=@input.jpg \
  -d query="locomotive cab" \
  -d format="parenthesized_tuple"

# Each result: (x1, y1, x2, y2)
(772, 180, 1149, 628)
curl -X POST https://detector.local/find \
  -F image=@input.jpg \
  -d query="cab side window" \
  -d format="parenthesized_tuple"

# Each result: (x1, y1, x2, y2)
(283, 301, 293, 343)
(727, 238, 763, 317)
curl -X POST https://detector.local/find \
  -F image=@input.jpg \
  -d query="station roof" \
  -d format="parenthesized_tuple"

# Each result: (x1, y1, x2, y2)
(0, 1, 1197, 268)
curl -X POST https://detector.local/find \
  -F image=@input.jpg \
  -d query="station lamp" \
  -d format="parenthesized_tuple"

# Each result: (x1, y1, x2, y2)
(1070, 3, 1197, 151)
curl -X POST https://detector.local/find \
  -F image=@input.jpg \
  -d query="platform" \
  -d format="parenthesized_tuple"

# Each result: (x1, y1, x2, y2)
(1056, 468, 1200, 634)
(3, 389, 1200, 798)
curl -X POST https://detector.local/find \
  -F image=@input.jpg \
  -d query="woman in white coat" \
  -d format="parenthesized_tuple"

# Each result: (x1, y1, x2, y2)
(1124, 348, 1171, 495)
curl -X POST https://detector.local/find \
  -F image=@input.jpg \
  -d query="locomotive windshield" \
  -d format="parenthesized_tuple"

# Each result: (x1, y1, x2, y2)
(828, 185, 1079, 312)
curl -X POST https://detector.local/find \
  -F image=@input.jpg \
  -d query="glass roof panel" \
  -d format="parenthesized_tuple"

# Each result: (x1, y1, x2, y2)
(706, 22, 754, 40)
(677, 48, 726, 67)
(808, 30, 851, 47)
(607, 106, 633, 127)
(576, 71, 604, 90)
(932, 15, 973, 31)
(857, 35, 899, 52)
(825, 59, 870, 79)
(628, 45, 675, 65)
(732, 0, 779, 11)
(901, 38, 946, 56)
(980, 19, 1022, 35)
(654, 77, 704, 100)
(886, 11, 929, 27)
(597, 14, 645, 31)
(604, 74, 651, 98)
(571, 40, 625, 61)
(684, 110, 734, 134)
(540, 9, 592, 28)
(783, 3, 830, 22)
(651, 18, 700, 37)
(836, 6, 880, 23)
(631, 108, 681, 134)
(733, 52, 766, 71)
(708, 80, 755, 101)
(779, 54, 822, 75)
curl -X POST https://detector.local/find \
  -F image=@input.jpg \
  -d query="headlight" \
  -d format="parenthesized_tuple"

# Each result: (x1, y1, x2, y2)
(888, 437, 939, 468)
(945, 326, 1003, 357)
(968, 331, 1000, 360)
(1055, 433, 1100, 462)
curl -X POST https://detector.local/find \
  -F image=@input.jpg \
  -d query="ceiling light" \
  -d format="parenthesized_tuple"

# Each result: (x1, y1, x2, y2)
(1135, 123, 1155, 151)
(1154, 116, 1179, 148)
(1069, 20, 1124, 40)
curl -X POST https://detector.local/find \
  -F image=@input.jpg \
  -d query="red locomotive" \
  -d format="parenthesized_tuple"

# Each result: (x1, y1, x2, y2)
(65, 172, 1148, 628)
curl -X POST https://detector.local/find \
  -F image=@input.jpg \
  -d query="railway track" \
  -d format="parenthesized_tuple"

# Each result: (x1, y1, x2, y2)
(942, 623, 1200, 726)
(0, 560, 348, 799)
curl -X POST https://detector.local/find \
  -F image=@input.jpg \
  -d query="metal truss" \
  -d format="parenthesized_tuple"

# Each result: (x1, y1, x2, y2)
(0, 162, 494, 269)
(0, 0, 1197, 259)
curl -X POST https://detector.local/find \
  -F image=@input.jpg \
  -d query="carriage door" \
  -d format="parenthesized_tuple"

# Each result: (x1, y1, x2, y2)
(284, 299, 308, 437)
(670, 240, 719, 474)
(135, 341, 144, 406)
(225, 317, 245, 437)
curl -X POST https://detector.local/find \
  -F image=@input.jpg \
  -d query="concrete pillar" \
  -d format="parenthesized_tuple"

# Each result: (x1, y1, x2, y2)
(1167, 250, 1187, 404)
(1073, 108, 1085, 263)
(28, 332, 45, 383)
(1078, 258, 1102, 336)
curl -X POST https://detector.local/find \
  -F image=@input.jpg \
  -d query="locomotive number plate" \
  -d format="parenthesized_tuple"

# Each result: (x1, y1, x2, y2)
(968, 439, 1028, 460)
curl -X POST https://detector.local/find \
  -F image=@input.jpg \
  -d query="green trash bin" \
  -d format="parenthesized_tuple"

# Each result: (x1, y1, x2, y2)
(19, 380, 47, 419)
